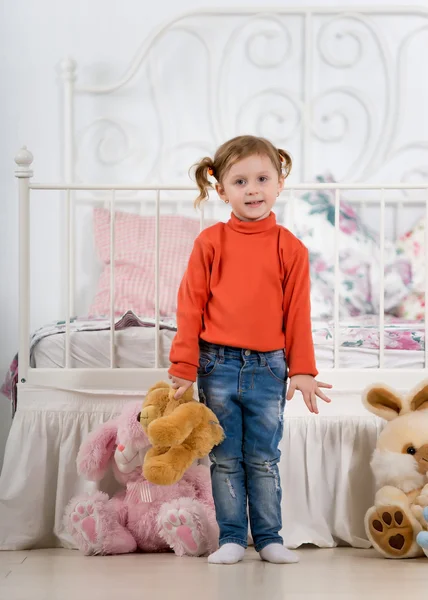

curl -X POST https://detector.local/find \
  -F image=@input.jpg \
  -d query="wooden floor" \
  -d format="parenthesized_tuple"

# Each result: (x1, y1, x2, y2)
(0, 546, 426, 600)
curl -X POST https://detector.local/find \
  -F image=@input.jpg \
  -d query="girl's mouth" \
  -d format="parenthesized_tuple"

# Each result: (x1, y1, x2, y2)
(245, 200, 264, 207)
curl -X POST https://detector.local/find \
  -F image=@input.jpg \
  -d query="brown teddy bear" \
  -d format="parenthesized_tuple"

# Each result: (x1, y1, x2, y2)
(139, 382, 224, 486)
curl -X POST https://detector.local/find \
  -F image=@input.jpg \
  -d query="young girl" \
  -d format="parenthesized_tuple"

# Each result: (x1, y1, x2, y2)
(168, 135, 332, 565)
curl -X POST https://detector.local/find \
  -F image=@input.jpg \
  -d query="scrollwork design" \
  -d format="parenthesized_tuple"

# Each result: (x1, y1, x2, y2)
(245, 18, 292, 68)
(315, 13, 393, 180)
(311, 87, 372, 180)
(237, 89, 302, 144)
(217, 14, 294, 138)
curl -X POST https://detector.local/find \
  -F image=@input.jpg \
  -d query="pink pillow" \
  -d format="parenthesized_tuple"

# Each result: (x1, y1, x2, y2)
(90, 208, 206, 317)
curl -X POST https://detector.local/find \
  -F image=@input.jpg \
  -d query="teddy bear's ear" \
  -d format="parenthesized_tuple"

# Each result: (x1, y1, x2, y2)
(362, 386, 403, 421)
(409, 384, 428, 412)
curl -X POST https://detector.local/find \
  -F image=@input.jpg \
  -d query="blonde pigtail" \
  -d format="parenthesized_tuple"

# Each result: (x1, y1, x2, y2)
(278, 149, 292, 179)
(193, 157, 215, 208)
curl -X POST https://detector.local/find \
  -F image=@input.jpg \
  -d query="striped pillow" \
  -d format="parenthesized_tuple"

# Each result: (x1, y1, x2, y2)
(89, 208, 205, 317)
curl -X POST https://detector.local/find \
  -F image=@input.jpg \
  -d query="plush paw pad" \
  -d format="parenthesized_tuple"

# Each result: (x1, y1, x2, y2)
(68, 501, 101, 553)
(162, 509, 200, 554)
(369, 506, 414, 557)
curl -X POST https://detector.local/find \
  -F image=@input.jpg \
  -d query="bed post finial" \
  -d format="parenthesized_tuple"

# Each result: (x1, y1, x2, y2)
(15, 146, 34, 178)
(60, 57, 77, 82)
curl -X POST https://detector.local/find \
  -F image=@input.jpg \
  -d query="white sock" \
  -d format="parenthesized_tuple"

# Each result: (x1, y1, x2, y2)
(259, 544, 300, 564)
(208, 543, 245, 564)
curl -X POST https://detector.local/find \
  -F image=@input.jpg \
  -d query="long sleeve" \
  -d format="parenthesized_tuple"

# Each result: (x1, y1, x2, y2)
(282, 243, 318, 378)
(168, 235, 213, 382)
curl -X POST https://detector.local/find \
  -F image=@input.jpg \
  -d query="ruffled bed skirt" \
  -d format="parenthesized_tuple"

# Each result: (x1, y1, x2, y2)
(0, 389, 382, 550)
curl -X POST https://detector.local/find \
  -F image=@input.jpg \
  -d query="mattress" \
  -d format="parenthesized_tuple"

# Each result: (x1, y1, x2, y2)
(33, 327, 176, 369)
(32, 315, 426, 370)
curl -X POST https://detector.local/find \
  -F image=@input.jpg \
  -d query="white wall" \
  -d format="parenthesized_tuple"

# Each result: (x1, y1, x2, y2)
(0, 0, 427, 464)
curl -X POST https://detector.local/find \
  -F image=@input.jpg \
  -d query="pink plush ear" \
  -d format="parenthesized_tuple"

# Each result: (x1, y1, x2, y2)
(77, 419, 118, 481)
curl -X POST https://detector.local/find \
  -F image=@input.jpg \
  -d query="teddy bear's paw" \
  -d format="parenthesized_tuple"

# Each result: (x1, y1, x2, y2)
(368, 506, 415, 557)
(67, 499, 103, 555)
(144, 460, 183, 486)
(160, 508, 204, 557)
(148, 421, 184, 446)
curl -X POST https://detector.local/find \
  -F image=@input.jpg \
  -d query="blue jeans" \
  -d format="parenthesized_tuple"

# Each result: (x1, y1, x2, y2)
(197, 341, 287, 552)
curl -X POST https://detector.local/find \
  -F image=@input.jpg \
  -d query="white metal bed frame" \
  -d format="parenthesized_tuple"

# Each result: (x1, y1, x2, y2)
(14, 5, 428, 397)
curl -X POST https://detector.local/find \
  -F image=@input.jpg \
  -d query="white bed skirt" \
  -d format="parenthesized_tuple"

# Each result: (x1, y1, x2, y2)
(0, 387, 382, 551)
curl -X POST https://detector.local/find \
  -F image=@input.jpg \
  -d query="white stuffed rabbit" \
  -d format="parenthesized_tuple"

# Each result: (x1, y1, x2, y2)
(363, 383, 428, 558)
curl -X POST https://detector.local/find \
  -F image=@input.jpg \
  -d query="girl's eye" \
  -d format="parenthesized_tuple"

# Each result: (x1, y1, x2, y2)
(259, 176, 268, 182)
(235, 179, 245, 185)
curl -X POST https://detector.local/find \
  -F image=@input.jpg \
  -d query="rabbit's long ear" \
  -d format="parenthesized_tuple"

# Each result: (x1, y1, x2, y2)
(77, 420, 118, 481)
(363, 385, 403, 421)
(409, 383, 428, 412)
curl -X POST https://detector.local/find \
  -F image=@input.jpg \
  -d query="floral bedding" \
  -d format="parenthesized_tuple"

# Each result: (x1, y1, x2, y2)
(312, 315, 424, 351)
(395, 216, 426, 319)
(288, 174, 411, 319)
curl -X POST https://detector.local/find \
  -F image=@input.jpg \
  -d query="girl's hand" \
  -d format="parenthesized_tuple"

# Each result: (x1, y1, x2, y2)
(168, 374, 194, 399)
(287, 375, 332, 414)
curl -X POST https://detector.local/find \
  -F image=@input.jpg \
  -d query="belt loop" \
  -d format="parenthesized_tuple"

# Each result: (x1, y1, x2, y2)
(259, 352, 267, 366)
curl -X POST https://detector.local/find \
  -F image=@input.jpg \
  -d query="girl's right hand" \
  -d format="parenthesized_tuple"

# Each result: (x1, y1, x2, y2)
(168, 375, 194, 399)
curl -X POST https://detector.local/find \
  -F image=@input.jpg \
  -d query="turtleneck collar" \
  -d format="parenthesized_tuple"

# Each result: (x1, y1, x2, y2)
(227, 211, 277, 234)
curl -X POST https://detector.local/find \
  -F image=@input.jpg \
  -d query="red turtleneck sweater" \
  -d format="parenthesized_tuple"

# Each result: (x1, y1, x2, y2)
(168, 212, 317, 381)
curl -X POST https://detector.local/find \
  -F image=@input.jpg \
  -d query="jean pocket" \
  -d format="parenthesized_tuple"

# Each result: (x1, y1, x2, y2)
(265, 354, 287, 384)
(197, 352, 218, 377)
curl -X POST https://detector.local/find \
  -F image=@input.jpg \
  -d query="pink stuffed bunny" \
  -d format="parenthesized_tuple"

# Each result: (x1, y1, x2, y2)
(64, 401, 218, 556)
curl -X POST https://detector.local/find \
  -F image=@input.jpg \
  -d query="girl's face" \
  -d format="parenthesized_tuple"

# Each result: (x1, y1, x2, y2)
(215, 154, 284, 222)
